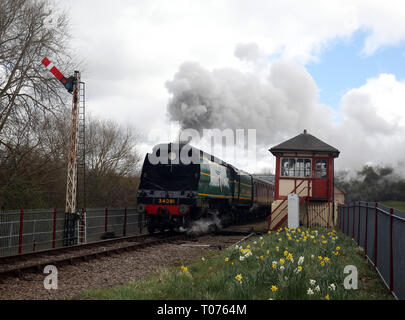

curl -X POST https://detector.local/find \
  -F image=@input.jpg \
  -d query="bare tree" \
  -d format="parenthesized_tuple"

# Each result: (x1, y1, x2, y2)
(0, 0, 72, 141)
(86, 117, 142, 176)
(0, 106, 69, 209)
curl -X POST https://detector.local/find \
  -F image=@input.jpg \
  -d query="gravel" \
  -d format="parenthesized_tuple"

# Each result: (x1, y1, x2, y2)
(0, 234, 246, 300)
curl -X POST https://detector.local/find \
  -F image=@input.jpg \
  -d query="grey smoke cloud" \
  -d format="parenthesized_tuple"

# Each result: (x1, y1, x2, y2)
(165, 58, 332, 147)
(234, 42, 265, 63)
(165, 44, 405, 175)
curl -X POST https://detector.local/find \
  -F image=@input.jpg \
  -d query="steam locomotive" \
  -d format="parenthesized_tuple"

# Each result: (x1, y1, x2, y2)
(137, 142, 274, 234)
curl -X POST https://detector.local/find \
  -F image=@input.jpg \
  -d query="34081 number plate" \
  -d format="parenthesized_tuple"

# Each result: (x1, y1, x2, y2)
(157, 198, 177, 205)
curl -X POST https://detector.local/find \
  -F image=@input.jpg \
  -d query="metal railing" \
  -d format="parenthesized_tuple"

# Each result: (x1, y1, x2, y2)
(337, 201, 405, 300)
(0, 207, 146, 258)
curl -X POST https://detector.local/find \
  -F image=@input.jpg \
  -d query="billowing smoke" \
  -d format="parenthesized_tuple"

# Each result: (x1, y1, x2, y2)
(165, 43, 405, 175)
(165, 59, 332, 146)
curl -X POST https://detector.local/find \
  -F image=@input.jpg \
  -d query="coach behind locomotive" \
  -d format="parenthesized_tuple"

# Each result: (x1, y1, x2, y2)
(137, 142, 274, 234)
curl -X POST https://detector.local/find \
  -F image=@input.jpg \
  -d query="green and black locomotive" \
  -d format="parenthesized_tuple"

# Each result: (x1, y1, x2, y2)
(137, 142, 274, 233)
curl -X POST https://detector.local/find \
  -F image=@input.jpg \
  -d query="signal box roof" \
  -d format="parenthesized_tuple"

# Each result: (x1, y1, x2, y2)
(269, 130, 340, 157)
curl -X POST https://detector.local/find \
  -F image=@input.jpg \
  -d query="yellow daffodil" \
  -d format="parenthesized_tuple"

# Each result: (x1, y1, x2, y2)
(225, 257, 229, 262)
(325, 295, 330, 300)
(235, 274, 243, 282)
(271, 285, 278, 292)
(279, 258, 285, 265)
(180, 265, 188, 272)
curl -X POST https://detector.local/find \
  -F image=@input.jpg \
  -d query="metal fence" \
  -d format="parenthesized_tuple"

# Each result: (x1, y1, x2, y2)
(0, 207, 146, 258)
(337, 201, 405, 300)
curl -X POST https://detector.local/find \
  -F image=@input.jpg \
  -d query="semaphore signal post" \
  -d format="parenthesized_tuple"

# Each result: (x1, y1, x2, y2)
(41, 58, 86, 246)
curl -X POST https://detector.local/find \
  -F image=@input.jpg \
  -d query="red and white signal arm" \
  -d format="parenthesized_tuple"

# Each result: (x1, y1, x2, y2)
(41, 57, 75, 93)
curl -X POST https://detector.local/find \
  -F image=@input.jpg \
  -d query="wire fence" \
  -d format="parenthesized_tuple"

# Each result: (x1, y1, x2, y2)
(0, 207, 146, 258)
(337, 201, 405, 300)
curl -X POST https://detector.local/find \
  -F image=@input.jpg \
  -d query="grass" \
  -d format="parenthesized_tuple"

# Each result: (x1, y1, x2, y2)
(79, 227, 393, 300)
(381, 200, 405, 212)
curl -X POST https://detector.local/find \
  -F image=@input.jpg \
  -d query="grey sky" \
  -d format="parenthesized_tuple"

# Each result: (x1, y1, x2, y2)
(54, 0, 405, 174)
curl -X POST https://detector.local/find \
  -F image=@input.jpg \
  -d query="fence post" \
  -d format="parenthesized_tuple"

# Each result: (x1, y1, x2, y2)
(338, 205, 340, 229)
(18, 209, 24, 254)
(346, 205, 349, 236)
(53, 208, 57, 248)
(389, 207, 394, 292)
(80, 208, 85, 243)
(104, 207, 108, 233)
(374, 202, 378, 267)
(365, 202, 368, 257)
(342, 204, 346, 233)
(358, 201, 361, 244)
(123, 207, 127, 237)
(352, 202, 356, 238)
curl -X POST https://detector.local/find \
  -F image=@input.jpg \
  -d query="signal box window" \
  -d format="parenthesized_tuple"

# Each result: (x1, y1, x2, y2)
(315, 160, 327, 178)
(281, 158, 311, 177)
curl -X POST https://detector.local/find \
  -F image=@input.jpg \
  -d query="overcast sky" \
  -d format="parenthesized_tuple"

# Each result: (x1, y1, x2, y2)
(54, 0, 405, 174)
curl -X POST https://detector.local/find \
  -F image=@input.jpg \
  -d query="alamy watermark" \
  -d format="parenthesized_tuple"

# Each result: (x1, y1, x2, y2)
(43, 265, 58, 290)
(343, 265, 358, 290)
(147, 122, 257, 168)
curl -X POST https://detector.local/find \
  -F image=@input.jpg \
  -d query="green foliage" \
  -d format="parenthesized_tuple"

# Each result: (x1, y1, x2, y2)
(0, 176, 46, 210)
(80, 227, 393, 300)
(381, 201, 405, 212)
(336, 165, 405, 203)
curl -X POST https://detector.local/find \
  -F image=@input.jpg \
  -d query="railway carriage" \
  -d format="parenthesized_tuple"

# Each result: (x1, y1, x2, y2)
(137, 142, 274, 233)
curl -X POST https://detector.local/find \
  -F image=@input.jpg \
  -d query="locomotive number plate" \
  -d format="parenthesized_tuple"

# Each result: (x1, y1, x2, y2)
(157, 198, 177, 205)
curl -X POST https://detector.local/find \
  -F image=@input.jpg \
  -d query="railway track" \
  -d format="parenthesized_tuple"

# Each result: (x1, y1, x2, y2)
(0, 219, 266, 281)
(0, 233, 186, 279)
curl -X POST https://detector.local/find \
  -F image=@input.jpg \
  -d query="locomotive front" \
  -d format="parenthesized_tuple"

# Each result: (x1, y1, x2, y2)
(137, 143, 200, 233)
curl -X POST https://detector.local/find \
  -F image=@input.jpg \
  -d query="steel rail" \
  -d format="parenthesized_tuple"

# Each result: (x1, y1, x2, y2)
(0, 233, 186, 279)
